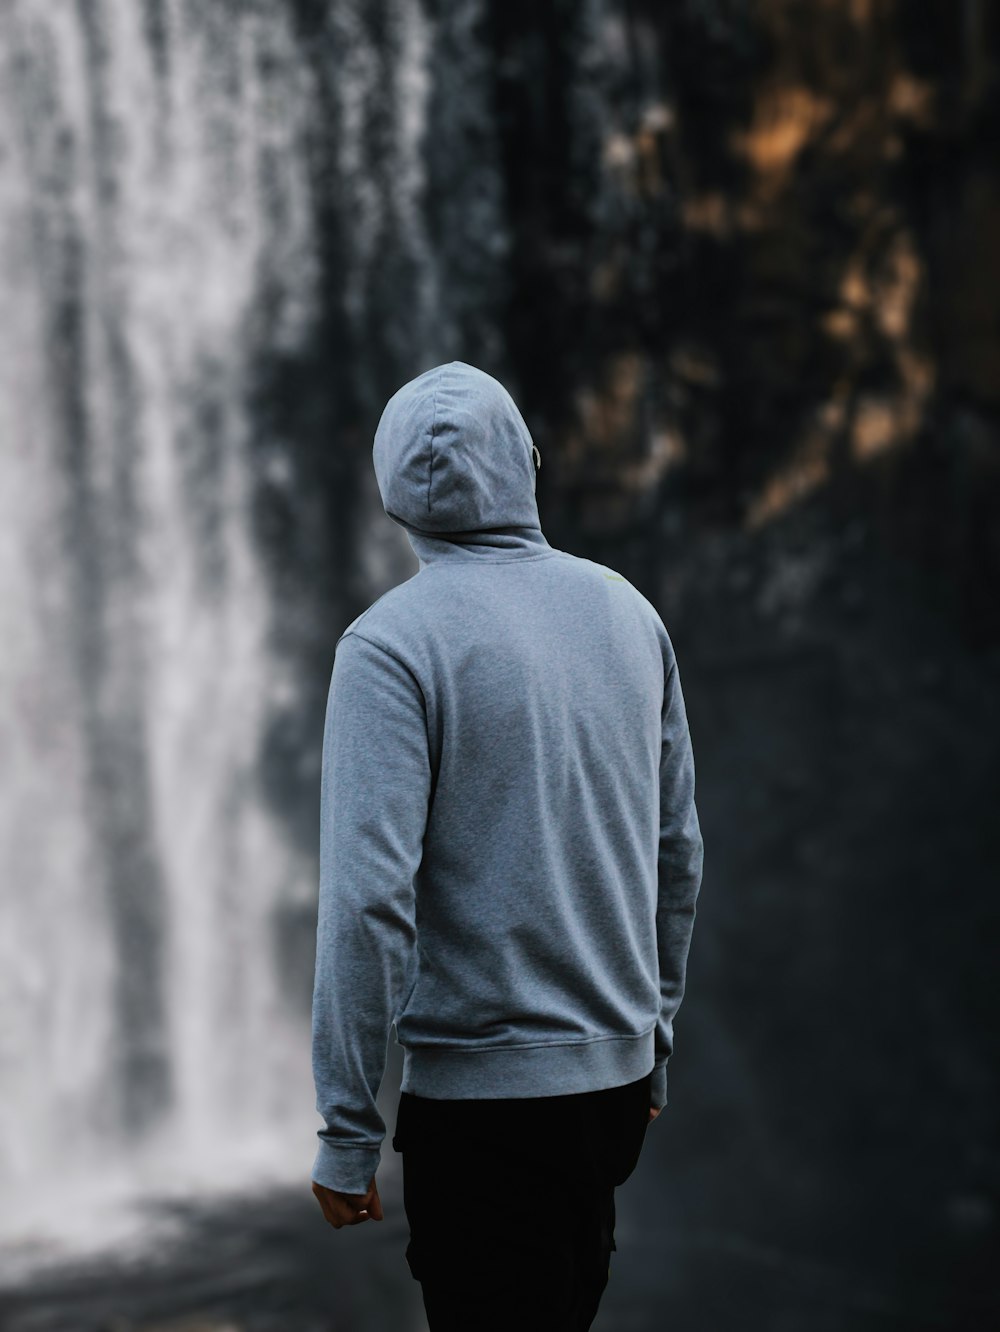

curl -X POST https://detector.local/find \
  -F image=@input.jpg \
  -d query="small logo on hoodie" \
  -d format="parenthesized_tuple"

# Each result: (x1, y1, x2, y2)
(604, 572, 626, 582)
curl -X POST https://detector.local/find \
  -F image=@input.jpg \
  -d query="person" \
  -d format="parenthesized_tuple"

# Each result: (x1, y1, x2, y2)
(310, 360, 704, 1329)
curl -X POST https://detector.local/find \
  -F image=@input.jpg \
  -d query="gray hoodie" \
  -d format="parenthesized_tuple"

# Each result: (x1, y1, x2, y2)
(311, 360, 704, 1194)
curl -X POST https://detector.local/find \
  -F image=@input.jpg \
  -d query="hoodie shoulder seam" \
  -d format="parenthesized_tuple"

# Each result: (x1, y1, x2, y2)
(340, 628, 430, 713)
(341, 626, 419, 678)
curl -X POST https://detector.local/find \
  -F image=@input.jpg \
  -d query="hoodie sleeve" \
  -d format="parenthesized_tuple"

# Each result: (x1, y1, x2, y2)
(651, 644, 705, 1112)
(311, 629, 430, 1194)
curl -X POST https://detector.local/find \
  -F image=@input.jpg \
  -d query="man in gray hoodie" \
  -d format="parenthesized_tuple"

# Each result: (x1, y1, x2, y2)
(310, 361, 704, 1329)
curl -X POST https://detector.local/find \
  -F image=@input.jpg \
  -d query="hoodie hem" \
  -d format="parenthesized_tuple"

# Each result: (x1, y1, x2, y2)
(399, 1026, 656, 1100)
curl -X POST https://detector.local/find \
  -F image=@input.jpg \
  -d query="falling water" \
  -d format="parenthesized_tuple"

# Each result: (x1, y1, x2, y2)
(0, 0, 462, 1281)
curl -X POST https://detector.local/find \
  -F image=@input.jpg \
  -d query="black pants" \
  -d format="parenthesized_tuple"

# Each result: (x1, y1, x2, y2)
(392, 1070, 653, 1331)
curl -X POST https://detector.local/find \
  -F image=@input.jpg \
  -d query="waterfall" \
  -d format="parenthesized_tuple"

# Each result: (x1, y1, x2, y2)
(0, 0, 464, 1278)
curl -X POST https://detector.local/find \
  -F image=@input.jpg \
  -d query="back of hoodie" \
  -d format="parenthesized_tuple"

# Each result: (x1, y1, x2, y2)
(311, 361, 704, 1195)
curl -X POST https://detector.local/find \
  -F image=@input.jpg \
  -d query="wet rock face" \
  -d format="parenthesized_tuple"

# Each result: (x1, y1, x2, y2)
(6, 2, 996, 622)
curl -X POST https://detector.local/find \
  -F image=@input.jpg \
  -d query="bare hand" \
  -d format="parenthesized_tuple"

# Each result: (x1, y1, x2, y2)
(312, 1174, 384, 1228)
(649, 1106, 661, 1123)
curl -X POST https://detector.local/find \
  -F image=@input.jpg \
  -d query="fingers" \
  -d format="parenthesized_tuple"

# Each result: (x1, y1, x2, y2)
(312, 1178, 384, 1229)
(311, 1182, 370, 1228)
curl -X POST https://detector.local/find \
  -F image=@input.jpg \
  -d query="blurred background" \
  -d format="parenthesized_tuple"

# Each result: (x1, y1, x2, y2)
(1, 1, 998, 1329)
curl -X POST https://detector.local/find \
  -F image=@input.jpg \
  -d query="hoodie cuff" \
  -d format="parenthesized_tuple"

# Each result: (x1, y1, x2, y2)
(650, 1062, 668, 1111)
(312, 1140, 382, 1196)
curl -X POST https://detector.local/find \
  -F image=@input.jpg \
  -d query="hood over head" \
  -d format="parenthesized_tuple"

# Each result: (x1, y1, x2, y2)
(372, 360, 550, 566)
